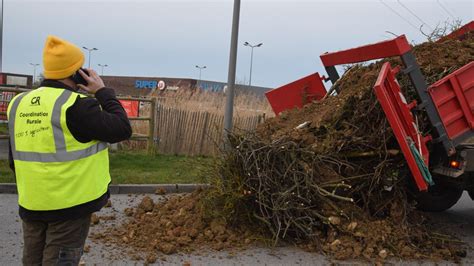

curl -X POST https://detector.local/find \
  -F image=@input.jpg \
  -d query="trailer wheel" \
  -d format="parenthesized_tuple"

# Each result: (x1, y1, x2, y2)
(409, 181, 463, 212)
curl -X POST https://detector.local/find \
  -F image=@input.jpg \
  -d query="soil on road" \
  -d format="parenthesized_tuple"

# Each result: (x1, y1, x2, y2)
(1, 192, 473, 265)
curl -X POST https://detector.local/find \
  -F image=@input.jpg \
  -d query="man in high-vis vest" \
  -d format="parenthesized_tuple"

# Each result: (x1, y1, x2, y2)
(8, 35, 132, 265)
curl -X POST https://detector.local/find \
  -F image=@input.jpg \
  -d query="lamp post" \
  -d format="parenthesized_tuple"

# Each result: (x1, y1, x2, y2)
(98, 64, 108, 75)
(0, 0, 4, 72)
(223, 0, 241, 147)
(195, 65, 206, 82)
(243, 42, 263, 86)
(82, 46, 98, 69)
(29, 63, 39, 85)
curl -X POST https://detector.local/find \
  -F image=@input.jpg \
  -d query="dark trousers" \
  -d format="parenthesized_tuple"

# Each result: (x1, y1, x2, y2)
(22, 214, 91, 266)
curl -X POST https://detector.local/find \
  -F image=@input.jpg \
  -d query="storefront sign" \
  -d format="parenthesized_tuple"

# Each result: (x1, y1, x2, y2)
(157, 80, 166, 91)
(135, 80, 157, 89)
(0, 91, 15, 121)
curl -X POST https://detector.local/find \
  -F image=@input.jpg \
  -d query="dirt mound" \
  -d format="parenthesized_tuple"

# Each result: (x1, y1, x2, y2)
(258, 37, 474, 148)
(91, 191, 257, 261)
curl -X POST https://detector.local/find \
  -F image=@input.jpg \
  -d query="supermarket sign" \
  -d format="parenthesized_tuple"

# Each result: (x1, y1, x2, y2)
(135, 80, 157, 89)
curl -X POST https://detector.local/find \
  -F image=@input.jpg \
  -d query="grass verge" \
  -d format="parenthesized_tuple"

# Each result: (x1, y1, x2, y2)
(0, 123, 8, 135)
(109, 151, 211, 184)
(0, 159, 13, 183)
(0, 151, 212, 184)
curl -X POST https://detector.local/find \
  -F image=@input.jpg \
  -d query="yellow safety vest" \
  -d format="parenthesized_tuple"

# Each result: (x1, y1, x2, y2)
(7, 87, 110, 211)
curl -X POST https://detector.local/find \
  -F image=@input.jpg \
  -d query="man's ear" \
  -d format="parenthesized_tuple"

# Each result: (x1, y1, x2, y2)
(58, 78, 79, 91)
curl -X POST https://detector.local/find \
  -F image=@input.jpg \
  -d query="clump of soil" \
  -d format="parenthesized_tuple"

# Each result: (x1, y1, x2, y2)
(91, 191, 257, 259)
(138, 196, 154, 212)
(155, 187, 167, 195)
(91, 213, 100, 225)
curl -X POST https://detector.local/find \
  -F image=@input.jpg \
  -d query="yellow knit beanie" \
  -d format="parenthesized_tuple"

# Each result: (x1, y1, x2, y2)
(43, 35, 85, 79)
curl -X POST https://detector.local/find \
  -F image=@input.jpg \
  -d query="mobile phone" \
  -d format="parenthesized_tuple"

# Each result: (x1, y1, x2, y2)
(71, 68, 89, 85)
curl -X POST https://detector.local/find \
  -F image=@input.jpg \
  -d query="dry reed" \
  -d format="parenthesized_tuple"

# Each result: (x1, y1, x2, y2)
(123, 89, 272, 155)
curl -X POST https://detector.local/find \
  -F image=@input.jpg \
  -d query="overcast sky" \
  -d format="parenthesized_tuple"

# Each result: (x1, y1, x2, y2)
(3, 0, 473, 88)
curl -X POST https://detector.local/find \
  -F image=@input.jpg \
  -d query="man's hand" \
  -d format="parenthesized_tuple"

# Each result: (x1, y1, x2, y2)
(77, 68, 106, 94)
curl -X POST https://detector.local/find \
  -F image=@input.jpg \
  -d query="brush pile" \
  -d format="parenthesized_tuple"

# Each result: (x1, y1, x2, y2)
(204, 36, 474, 261)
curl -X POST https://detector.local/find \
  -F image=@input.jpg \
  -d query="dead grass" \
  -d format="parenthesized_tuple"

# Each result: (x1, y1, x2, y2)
(151, 89, 272, 116)
(128, 90, 272, 152)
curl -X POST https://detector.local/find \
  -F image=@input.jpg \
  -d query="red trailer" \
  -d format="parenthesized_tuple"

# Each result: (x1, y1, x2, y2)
(265, 21, 474, 211)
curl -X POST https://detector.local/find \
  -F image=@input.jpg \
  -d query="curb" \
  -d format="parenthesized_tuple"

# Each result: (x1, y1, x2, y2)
(0, 183, 208, 195)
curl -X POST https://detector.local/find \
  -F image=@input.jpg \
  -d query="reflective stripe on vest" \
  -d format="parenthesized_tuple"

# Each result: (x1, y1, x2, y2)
(8, 89, 107, 162)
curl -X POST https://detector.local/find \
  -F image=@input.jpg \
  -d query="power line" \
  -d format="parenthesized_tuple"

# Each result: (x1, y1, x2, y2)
(437, 0, 456, 20)
(397, 0, 433, 31)
(379, 0, 421, 32)
(385, 31, 399, 37)
(442, 0, 460, 20)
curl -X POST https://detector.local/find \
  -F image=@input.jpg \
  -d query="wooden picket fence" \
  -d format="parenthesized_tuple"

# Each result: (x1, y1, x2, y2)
(0, 87, 266, 156)
(154, 104, 264, 156)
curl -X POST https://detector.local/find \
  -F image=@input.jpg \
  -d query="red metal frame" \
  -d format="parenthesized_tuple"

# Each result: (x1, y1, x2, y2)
(374, 62, 430, 191)
(428, 61, 474, 142)
(438, 21, 474, 42)
(265, 73, 327, 115)
(268, 35, 415, 116)
(320, 34, 457, 156)
(320, 35, 412, 67)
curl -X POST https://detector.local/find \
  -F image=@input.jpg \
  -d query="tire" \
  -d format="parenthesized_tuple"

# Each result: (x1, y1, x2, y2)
(409, 182, 463, 212)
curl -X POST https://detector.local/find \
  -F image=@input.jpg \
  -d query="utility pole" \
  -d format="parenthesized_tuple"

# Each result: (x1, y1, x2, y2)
(243, 42, 263, 86)
(223, 0, 241, 145)
(98, 64, 108, 75)
(29, 63, 39, 85)
(82, 46, 98, 69)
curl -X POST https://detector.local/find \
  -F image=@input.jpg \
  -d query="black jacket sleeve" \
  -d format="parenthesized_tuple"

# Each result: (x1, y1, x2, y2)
(8, 140, 14, 172)
(66, 87, 132, 143)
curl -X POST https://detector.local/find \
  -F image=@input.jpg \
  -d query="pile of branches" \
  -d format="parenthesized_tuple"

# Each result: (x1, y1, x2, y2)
(207, 133, 464, 261)
(202, 36, 474, 261)
(224, 133, 402, 239)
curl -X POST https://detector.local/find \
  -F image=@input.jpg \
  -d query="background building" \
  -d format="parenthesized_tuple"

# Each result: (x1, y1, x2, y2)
(0, 72, 33, 88)
(101, 76, 271, 97)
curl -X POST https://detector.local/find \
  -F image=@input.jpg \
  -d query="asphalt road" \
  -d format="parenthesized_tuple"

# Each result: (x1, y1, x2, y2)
(0, 139, 8, 160)
(1, 193, 474, 265)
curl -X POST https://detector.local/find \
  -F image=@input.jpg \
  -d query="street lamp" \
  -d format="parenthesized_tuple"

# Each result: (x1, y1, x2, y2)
(243, 42, 263, 86)
(195, 65, 207, 82)
(223, 0, 241, 150)
(98, 64, 108, 75)
(82, 46, 98, 69)
(29, 63, 39, 85)
(0, 0, 4, 72)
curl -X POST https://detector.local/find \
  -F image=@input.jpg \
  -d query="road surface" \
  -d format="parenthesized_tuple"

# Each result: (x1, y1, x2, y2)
(1, 192, 473, 265)
(0, 139, 8, 160)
